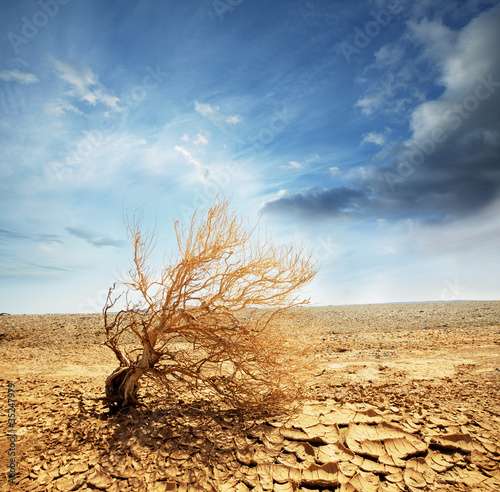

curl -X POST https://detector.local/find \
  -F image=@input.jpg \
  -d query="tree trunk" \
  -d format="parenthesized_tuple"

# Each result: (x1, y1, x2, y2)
(105, 366, 144, 407)
(104, 336, 159, 408)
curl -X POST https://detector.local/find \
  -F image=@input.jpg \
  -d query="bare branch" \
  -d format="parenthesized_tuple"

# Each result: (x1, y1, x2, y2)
(103, 196, 318, 411)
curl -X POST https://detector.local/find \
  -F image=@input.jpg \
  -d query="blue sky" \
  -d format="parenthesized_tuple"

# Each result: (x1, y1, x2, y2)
(1, 0, 499, 313)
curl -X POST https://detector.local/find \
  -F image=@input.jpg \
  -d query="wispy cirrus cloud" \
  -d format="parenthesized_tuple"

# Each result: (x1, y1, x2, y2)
(44, 99, 83, 116)
(51, 58, 121, 111)
(374, 44, 405, 68)
(193, 133, 209, 146)
(362, 132, 385, 145)
(174, 145, 210, 182)
(0, 228, 62, 244)
(355, 94, 383, 116)
(65, 227, 124, 248)
(0, 68, 39, 84)
(280, 154, 320, 170)
(194, 101, 241, 128)
(24, 260, 74, 273)
(281, 160, 302, 170)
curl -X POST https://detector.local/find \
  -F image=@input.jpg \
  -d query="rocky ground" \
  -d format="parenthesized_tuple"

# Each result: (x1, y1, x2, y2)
(1, 301, 499, 491)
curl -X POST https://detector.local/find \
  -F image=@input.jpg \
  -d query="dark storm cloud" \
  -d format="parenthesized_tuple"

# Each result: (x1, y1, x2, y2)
(262, 187, 369, 218)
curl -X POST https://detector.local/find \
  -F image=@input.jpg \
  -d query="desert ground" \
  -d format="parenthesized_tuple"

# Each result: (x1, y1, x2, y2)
(1, 301, 499, 491)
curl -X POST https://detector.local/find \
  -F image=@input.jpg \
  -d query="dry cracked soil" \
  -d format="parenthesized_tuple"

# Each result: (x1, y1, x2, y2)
(1, 301, 499, 491)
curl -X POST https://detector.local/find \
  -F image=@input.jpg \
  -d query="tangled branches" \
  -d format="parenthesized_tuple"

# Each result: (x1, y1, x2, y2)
(103, 197, 317, 412)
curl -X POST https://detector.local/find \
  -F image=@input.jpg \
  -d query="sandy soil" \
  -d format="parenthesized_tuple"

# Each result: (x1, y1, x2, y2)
(1, 301, 499, 491)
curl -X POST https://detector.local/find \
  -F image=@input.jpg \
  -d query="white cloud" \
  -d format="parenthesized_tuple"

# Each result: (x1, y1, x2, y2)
(43, 129, 189, 190)
(281, 155, 319, 170)
(174, 145, 198, 165)
(408, 7, 500, 141)
(407, 18, 457, 66)
(225, 114, 242, 124)
(329, 166, 341, 176)
(374, 44, 405, 68)
(362, 132, 385, 145)
(194, 101, 241, 126)
(280, 160, 302, 170)
(174, 145, 210, 182)
(51, 58, 121, 111)
(355, 94, 382, 115)
(0, 69, 39, 85)
(52, 58, 97, 92)
(440, 13, 499, 96)
(356, 166, 372, 180)
(193, 133, 209, 146)
(44, 100, 83, 116)
(355, 70, 423, 117)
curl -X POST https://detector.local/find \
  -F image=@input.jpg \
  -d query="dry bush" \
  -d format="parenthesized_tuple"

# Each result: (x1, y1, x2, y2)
(103, 197, 317, 412)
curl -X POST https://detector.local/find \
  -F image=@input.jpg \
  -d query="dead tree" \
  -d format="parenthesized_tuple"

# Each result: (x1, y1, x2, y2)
(103, 197, 317, 410)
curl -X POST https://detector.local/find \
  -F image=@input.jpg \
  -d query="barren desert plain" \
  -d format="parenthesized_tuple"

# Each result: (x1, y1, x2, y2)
(1, 300, 499, 491)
